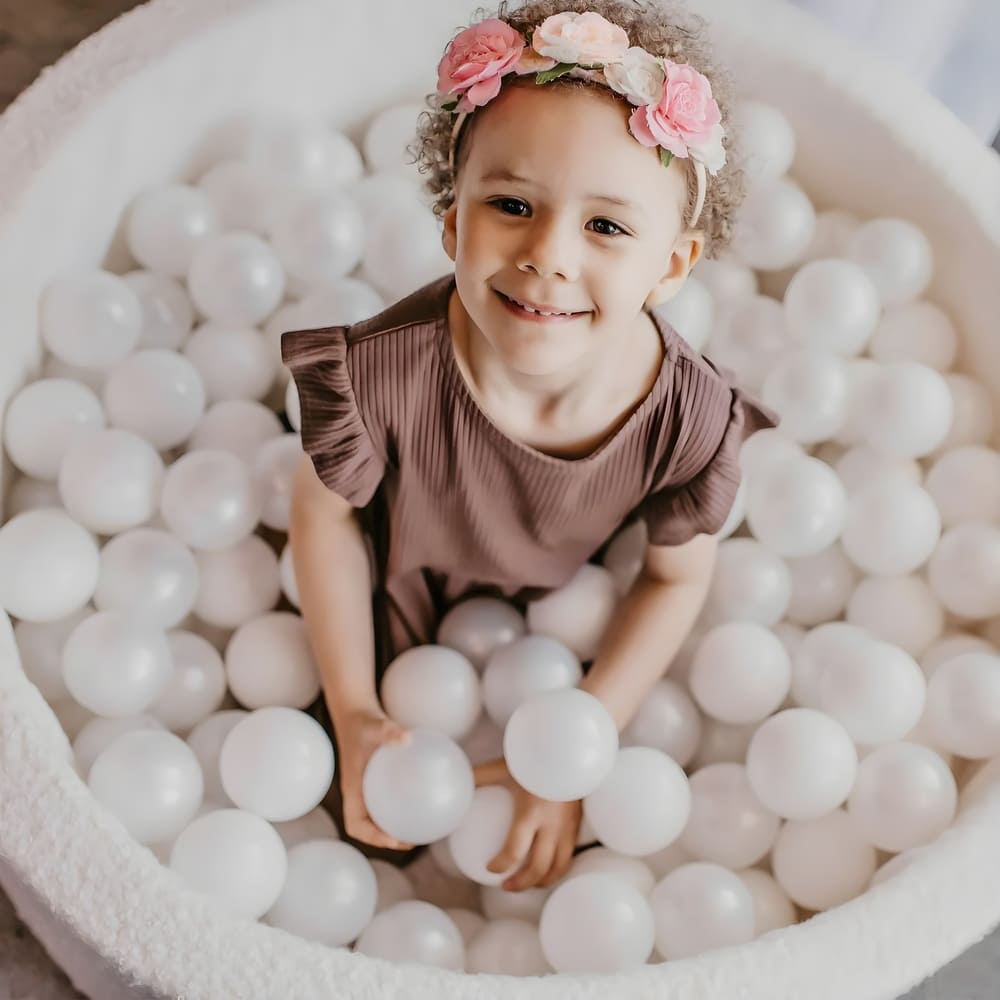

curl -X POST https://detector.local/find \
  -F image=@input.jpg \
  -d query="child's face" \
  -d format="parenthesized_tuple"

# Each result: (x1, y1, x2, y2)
(443, 82, 703, 377)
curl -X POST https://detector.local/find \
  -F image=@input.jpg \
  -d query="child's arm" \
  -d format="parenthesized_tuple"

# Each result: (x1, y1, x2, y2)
(288, 453, 413, 851)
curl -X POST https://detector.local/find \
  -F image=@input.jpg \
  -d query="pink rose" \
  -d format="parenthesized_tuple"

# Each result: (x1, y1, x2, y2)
(437, 19, 525, 112)
(531, 11, 630, 67)
(628, 60, 724, 172)
(513, 47, 558, 75)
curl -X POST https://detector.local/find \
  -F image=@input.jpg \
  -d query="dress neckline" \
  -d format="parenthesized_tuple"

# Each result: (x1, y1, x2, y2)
(433, 274, 673, 467)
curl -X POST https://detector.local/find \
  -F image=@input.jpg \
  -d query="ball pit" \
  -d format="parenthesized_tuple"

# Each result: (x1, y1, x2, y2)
(4, 0, 1000, 997)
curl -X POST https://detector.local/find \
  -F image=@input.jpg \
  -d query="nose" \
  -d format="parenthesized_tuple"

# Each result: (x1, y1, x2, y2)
(516, 211, 581, 281)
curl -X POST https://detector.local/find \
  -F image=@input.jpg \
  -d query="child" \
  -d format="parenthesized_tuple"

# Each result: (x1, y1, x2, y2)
(282, 0, 776, 893)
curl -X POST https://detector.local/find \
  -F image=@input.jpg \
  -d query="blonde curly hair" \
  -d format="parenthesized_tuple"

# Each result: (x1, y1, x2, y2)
(408, 0, 744, 256)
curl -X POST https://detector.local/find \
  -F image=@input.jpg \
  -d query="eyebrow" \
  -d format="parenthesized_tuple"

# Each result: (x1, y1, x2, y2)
(480, 168, 640, 211)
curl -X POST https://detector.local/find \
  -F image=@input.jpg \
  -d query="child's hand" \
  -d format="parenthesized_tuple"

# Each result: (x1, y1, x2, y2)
(472, 757, 582, 892)
(336, 708, 416, 851)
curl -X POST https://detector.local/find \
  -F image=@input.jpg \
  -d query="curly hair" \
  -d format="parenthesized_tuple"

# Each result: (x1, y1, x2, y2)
(408, 0, 744, 256)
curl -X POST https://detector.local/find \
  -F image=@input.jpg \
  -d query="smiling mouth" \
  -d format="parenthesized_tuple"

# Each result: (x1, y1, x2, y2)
(495, 289, 589, 319)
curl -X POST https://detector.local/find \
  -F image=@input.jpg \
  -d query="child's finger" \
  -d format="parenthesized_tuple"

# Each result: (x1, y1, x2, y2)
(487, 815, 536, 875)
(539, 830, 576, 888)
(504, 827, 557, 892)
(343, 795, 414, 851)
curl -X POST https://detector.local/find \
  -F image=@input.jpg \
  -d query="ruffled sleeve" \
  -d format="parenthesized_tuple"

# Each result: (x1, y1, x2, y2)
(281, 326, 386, 507)
(636, 372, 778, 547)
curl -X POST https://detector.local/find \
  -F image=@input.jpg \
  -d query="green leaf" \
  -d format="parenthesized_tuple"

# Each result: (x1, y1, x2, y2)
(535, 62, 577, 85)
(659, 148, 674, 169)
(441, 99, 459, 112)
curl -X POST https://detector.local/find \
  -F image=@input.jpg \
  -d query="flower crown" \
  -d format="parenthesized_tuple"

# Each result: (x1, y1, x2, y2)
(436, 10, 726, 227)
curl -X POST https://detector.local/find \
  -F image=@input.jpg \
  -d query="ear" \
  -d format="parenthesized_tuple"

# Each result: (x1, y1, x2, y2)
(645, 231, 705, 309)
(442, 202, 458, 262)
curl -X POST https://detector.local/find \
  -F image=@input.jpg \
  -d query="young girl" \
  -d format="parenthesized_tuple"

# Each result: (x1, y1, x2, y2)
(282, 0, 775, 893)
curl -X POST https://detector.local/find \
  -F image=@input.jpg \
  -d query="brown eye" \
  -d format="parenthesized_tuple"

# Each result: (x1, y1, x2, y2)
(492, 197, 530, 216)
(589, 217, 625, 237)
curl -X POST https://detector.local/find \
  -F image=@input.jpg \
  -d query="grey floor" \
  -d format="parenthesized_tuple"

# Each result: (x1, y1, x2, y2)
(1, 2, 1000, 997)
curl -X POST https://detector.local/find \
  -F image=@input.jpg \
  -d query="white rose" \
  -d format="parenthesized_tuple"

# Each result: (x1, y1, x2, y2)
(689, 122, 727, 175)
(604, 47, 665, 106)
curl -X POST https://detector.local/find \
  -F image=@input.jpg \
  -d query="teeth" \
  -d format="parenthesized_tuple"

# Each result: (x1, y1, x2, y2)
(515, 297, 568, 316)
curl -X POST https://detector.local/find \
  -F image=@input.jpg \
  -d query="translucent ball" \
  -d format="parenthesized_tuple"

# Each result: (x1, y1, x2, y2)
(817, 638, 926, 745)
(539, 873, 654, 973)
(848, 217, 933, 305)
(482, 635, 582, 728)
(13, 608, 89, 700)
(354, 900, 464, 970)
(363, 728, 475, 844)
(270, 190, 365, 287)
(847, 742, 956, 852)
(363, 102, 425, 172)
(187, 399, 284, 464)
(736, 868, 797, 935)
(846, 574, 944, 656)
(567, 847, 656, 896)
(294, 277, 386, 326)
(745, 708, 857, 819)
(223, 612, 318, 709)
(360, 205, 452, 302)
(196, 159, 283, 234)
(739, 428, 803, 482)
(650, 862, 755, 960)
(3, 378, 105, 481)
(772, 809, 877, 911)
(735, 100, 795, 184)
(856, 362, 953, 458)
(791, 622, 870, 709)
(653, 276, 714, 352)
(219, 706, 334, 821)
(183, 323, 276, 404)
(466, 918, 551, 976)
(88, 729, 203, 843)
(692, 253, 758, 304)
(869, 301, 957, 371)
(246, 118, 364, 190)
(124, 270, 196, 351)
(922, 634, 996, 678)
(94, 527, 198, 628)
(151, 630, 226, 731)
(834, 445, 923, 494)
(702, 538, 791, 626)
(192, 535, 281, 629)
(448, 786, 517, 887)
(690, 623, 791, 725)
(504, 688, 618, 801)
(40, 270, 143, 368)
(185, 709, 247, 804)
(926, 653, 1000, 758)
(379, 645, 481, 740)
(784, 544, 857, 627)
(709, 295, 790, 394)
(803, 209, 861, 261)
(841, 478, 941, 575)
(762, 350, 849, 444)
(72, 713, 165, 779)
(247, 435, 300, 533)
(525, 564, 619, 661)
(679, 763, 780, 869)
(265, 840, 376, 946)
(582, 746, 690, 856)
(937, 373, 994, 450)
(929, 522, 1000, 619)
(730, 178, 816, 271)
(833, 358, 881, 447)
(620, 677, 702, 767)
(0, 509, 99, 622)
(602, 520, 648, 596)
(160, 449, 260, 550)
(127, 184, 220, 276)
(187, 232, 286, 327)
(925, 446, 1000, 527)
(346, 171, 425, 230)
(169, 807, 287, 919)
(62, 610, 173, 717)
(436, 596, 526, 670)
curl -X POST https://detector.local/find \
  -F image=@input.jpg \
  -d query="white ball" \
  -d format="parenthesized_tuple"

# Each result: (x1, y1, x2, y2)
(354, 900, 464, 971)
(783, 258, 880, 356)
(293, 278, 386, 327)
(926, 653, 1000, 758)
(649, 862, 755, 960)
(708, 294, 789, 395)
(466, 918, 551, 976)
(279, 543, 300, 608)
(3, 378, 105, 480)
(693, 253, 758, 304)
(784, 544, 857, 627)
(151, 630, 227, 732)
(834, 445, 922, 494)
(380, 645, 481, 740)
(448, 786, 517, 887)
(846, 574, 944, 656)
(436, 596, 526, 670)
(602, 520, 648, 596)
(183, 323, 276, 405)
(265, 840, 376, 946)
(40, 270, 143, 368)
(925, 446, 1000, 527)
(620, 678, 702, 767)
(504, 688, 618, 801)
(869, 301, 957, 371)
(72, 713, 165, 779)
(679, 764, 780, 869)
(526, 564, 618, 661)
(4, 475, 63, 518)
(270, 806, 339, 850)
(169, 807, 287, 919)
(247, 119, 363, 190)
(772, 809, 877, 911)
(123, 270, 196, 351)
(363, 728, 475, 844)
(360, 205, 452, 302)
(445, 908, 486, 947)
(270, 190, 365, 287)
(739, 428, 803, 482)
(848, 217, 933, 305)
(690, 623, 791, 725)
(791, 622, 870, 709)
(188, 232, 285, 327)
(937, 373, 993, 450)
(186, 399, 283, 465)
(58, 428, 164, 535)
(0, 509, 99, 622)
(88, 729, 203, 843)
(482, 635, 581, 728)
(62, 610, 173, 717)
(539, 873, 655, 973)
(94, 528, 199, 629)
(196, 159, 284, 235)
(736, 100, 795, 184)
(928, 523, 1000, 620)
(252, 434, 303, 532)
(127, 185, 220, 277)
(762, 350, 849, 445)
(745, 708, 857, 819)
(225, 612, 320, 709)
(921, 634, 996, 678)
(702, 538, 791, 627)
(567, 847, 656, 896)
(653, 276, 714, 352)
(193, 536, 280, 629)
(847, 742, 956, 852)
(363, 102, 424, 172)
(480, 883, 551, 923)
(730, 179, 816, 271)
(736, 868, 797, 935)
(185, 709, 248, 804)
(219, 707, 335, 821)
(370, 860, 416, 913)
(13, 608, 89, 700)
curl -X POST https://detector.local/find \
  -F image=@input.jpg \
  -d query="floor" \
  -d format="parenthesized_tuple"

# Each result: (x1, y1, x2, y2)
(1, 1, 999, 997)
